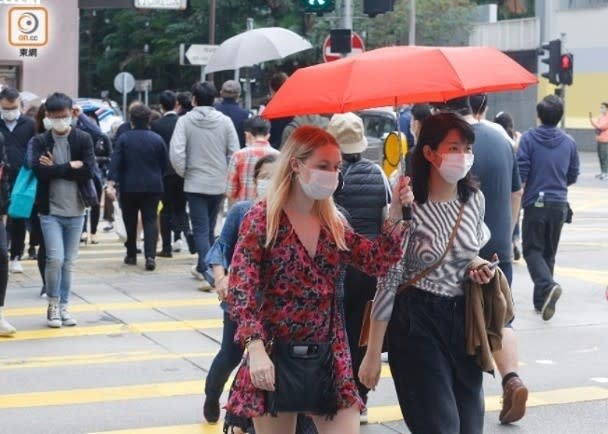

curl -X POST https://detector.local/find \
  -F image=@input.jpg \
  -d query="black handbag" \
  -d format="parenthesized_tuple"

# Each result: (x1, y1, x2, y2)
(266, 294, 339, 417)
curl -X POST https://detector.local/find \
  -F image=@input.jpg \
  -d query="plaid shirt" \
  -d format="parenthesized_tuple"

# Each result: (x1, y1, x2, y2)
(225, 139, 280, 201)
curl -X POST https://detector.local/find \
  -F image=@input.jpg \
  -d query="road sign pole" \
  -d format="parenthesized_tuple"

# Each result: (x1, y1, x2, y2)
(201, 65, 206, 82)
(122, 74, 127, 121)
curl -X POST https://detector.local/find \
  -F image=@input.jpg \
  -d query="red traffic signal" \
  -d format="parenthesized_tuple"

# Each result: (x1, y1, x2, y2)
(559, 53, 574, 86)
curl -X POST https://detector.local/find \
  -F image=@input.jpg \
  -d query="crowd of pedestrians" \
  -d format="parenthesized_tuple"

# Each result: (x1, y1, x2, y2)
(0, 79, 585, 434)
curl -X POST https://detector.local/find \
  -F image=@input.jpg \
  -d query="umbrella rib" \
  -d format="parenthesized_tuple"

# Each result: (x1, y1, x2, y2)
(437, 49, 466, 97)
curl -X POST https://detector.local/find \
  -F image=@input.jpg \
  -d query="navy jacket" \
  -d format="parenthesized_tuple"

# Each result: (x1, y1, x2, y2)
(334, 157, 390, 239)
(30, 128, 95, 215)
(214, 99, 249, 148)
(0, 114, 36, 182)
(517, 125, 580, 207)
(151, 113, 178, 176)
(109, 128, 168, 194)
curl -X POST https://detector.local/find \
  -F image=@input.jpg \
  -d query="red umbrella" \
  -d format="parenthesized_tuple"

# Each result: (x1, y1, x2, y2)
(262, 45, 538, 119)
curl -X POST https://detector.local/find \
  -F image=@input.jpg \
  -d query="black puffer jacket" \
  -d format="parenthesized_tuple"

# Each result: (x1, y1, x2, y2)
(334, 157, 390, 239)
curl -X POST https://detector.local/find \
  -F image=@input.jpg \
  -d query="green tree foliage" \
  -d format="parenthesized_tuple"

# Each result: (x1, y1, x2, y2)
(79, 0, 478, 102)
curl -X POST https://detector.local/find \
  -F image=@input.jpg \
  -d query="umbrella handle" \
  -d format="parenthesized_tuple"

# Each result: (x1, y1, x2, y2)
(402, 205, 412, 221)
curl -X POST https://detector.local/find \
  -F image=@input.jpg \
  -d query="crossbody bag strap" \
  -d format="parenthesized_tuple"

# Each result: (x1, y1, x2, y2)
(396, 202, 465, 294)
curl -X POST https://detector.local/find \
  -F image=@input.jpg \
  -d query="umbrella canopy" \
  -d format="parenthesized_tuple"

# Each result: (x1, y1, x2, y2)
(205, 27, 313, 74)
(262, 45, 538, 119)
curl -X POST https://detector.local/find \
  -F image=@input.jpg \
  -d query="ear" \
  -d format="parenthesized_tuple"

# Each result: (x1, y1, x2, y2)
(422, 145, 434, 162)
(290, 157, 300, 174)
(423, 145, 440, 167)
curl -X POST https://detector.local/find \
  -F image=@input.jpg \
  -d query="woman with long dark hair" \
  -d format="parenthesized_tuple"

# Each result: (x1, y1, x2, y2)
(359, 113, 495, 434)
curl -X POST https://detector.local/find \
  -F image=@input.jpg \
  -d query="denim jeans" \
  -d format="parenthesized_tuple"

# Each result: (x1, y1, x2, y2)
(186, 193, 223, 273)
(40, 215, 85, 304)
(387, 288, 484, 434)
(0, 219, 8, 307)
(522, 203, 568, 310)
(204, 311, 244, 401)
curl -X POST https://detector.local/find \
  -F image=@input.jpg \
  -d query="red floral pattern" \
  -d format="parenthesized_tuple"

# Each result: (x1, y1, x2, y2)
(224, 202, 406, 418)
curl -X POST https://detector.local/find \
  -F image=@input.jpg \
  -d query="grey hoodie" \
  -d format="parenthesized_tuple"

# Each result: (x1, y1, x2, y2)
(170, 106, 239, 194)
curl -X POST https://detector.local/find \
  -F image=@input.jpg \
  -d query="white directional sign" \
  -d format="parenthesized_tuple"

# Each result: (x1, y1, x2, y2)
(185, 44, 219, 66)
(134, 0, 187, 10)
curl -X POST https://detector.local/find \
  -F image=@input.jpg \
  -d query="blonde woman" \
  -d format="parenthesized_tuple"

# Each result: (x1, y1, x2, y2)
(225, 126, 413, 434)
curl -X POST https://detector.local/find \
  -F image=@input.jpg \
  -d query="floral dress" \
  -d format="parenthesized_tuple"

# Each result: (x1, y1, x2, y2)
(225, 202, 407, 418)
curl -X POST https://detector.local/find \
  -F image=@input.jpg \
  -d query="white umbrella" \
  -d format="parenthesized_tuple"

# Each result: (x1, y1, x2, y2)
(205, 27, 313, 73)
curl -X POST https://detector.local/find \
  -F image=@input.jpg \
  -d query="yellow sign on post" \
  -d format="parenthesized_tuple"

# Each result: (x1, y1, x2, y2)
(382, 131, 408, 177)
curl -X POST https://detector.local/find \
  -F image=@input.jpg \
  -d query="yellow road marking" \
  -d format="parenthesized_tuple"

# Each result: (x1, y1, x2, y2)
(4, 298, 220, 317)
(90, 425, 221, 434)
(0, 351, 216, 370)
(0, 319, 223, 342)
(555, 266, 608, 285)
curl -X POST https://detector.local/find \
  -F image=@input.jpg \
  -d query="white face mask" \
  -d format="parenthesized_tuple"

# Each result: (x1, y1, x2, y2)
(49, 117, 72, 134)
(256, 178, 270, 198)
(601, 107, 607, 115)
(1, 109, 20, 122)
(42, 117, 53, 131)
(437, 153, 475, 184)
(298, 166, 339, 200)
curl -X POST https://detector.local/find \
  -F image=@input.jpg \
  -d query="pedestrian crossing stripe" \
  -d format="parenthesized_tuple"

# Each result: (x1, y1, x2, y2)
(0, 351, 217, 370)
(0, 319, 223, 342)
(0, 378, 605, 424)
(3, 298, 220, 317)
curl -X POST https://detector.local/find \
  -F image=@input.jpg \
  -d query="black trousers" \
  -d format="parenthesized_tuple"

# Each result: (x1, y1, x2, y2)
(120, 192, 161, 259)
(7, 217, 26, 260)
(159, 174, 188, 252)
(522, 203, 568, 310)
(388, 288, 484, 434)
(343, 266, 376, 402)
(0, 218, 8, 307)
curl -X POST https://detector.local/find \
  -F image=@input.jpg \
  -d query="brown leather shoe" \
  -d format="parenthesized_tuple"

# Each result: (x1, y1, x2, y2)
(500, 376, 528, 424)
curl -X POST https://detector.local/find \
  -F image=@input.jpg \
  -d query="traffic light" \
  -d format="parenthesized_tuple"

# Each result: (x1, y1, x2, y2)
(559, 53, 574, 86)
(302, 0, 335, 14)
(363, 0, 395, 17)
(540, 39, 561, 85)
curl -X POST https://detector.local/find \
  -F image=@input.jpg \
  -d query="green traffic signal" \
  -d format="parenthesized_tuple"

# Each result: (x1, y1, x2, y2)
(302, 0, 335, 13)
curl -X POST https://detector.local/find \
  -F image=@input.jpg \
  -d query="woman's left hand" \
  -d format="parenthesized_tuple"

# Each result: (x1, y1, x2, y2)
(388, 175, 414, 220)
(469, 254, 498, 284)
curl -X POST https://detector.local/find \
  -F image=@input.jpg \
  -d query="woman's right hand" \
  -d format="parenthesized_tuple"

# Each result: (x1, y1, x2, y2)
(358, 350, 382, 391)
(248, 340, 275, 391)
(215, 275, 229, 301)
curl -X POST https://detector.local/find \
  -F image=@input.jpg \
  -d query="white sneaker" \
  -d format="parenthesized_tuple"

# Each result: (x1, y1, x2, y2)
(173, 239, 185, 253)
(381, 352, 389, 363)
(10, 259, 23, 274)
(191, 265, 205, 281)
(0, 316, 16, 336)
(360, 407, 368, 425)
(60, 305, 77, 327)
(198, 280, 212, 292)
(47, 301, 62, 328)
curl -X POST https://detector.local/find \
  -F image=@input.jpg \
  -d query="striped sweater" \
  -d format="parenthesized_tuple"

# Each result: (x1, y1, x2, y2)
(371, 191, 490, 322)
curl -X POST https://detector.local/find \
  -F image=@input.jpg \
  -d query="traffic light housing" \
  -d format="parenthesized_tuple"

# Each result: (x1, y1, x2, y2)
(363, 0, 394, 17)
(540, 39, 561, 85)
(559, 53, 574, 86)
(302, 0, 335, 14)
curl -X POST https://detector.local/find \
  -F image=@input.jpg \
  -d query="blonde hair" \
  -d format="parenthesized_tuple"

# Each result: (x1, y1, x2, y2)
(265, 125, 348, 250)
